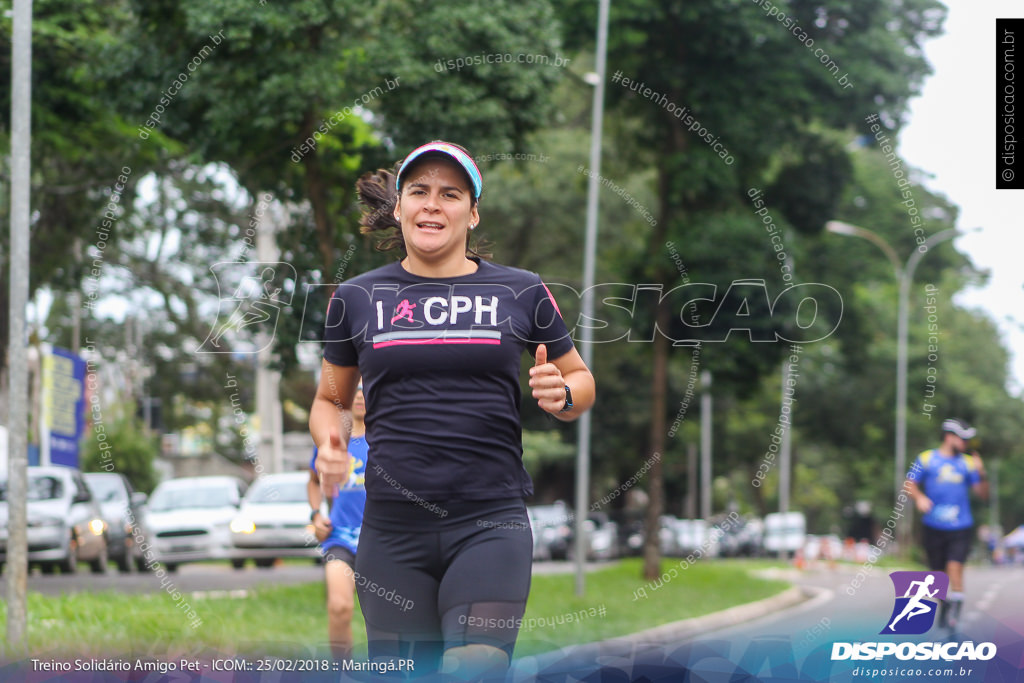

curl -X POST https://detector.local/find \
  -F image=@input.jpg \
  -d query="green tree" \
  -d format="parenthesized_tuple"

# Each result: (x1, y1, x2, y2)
(80, 410, 159, 494)
(0, 0, 173, 381)
(104, 0, 568, 381)
(558, 0, 946, 578)
(784, 139, 1024, 537)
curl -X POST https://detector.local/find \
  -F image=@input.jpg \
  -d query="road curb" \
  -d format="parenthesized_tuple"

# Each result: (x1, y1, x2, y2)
(618, 584, 810, 645)
(512, 584, 812, 676)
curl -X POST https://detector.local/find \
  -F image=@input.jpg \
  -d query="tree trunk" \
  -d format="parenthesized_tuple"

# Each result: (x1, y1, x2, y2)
(641, 163, 674, 580)
(642, 304, 670, 580)
(303, 135, 336, 277)
(298, 24, 336, 276)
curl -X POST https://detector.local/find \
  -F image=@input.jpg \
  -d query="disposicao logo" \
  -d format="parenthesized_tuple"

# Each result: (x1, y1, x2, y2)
(881, 570, 948, 635)
(831, 570, 997, 663)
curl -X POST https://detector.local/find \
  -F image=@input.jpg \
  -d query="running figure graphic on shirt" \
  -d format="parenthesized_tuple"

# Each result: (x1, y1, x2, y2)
(888, 574, 939, 631)
(391, 299, 417, 324)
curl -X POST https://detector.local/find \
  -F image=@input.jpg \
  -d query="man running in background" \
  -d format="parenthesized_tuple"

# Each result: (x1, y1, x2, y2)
(308, 384, 368, 659)
(905, 418, 989, 631)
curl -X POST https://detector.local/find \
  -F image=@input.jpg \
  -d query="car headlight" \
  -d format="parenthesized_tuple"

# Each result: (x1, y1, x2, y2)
(88, 519, 106, 536)
(230, 518, 256, 534)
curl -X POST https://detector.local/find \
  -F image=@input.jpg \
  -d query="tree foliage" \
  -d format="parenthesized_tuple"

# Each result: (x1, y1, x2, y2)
(11, 0, 1024, 561)
(0, 0, 173, 378)
(80, 410, 159, 494)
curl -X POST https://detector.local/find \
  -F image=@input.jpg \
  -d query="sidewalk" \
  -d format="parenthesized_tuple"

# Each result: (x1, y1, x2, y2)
(530, 560, 609, 576)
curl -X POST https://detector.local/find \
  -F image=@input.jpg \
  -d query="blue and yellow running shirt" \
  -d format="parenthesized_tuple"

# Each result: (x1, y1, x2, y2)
(907, 450, 983, 530)
(322, 258, 575, 503)
(310, 435, 368, 554)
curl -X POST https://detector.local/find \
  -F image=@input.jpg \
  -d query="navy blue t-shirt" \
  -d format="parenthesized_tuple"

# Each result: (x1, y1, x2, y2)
(322, 259, 575, 503)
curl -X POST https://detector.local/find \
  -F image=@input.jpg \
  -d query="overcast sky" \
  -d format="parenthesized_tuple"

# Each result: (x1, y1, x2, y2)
(900, 0, 1024, 395)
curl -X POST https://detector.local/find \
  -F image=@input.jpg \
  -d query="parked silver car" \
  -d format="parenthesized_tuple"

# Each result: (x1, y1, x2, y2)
(528, 502, 574, 561)
(0, 466, 109, 574)
(144, 476, 247, 572)
(83, 472, 150, 573)
(230, 472, 318, 568)
(568, 511, 620, 561)
(660, 517, 721, 558)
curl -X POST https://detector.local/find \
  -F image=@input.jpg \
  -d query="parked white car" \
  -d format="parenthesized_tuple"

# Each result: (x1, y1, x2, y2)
(144, 476, 247, 572)
(661, 517, 721, 558)
(230, 472, 318, 567)
(0, 466, 109, 574)
(763, 511, 807, 555)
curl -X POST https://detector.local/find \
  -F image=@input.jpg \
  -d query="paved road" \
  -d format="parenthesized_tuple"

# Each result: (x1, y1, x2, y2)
(700, 564, 1024, 682)
(515, 562, 1024, 682)
(7, 559, 600, 597)
(9, 561, 325, 597)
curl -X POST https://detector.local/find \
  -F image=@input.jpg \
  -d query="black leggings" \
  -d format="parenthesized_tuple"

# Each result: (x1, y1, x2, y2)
(355, 498, 533, 675)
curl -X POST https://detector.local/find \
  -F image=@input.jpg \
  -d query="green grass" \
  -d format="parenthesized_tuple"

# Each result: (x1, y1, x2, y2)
(0, 559, 789, 659)
(515, 558, 789, 655)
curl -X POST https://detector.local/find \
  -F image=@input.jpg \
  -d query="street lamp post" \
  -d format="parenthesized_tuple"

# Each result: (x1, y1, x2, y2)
(7, 0, 33, 649)
(825, 221, 970, 551)
(700, 370, 712, 520)
(573, 0, 610, 597)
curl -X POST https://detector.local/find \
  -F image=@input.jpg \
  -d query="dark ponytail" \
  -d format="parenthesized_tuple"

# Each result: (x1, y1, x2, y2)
(355, 152, 491, 259)
(356, 165, 405, 253)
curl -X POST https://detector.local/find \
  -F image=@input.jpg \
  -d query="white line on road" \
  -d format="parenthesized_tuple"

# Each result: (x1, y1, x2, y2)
(975, 585, 999, 612)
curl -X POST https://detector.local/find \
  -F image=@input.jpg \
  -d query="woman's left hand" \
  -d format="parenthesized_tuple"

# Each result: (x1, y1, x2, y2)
(529, 344, 567, 414)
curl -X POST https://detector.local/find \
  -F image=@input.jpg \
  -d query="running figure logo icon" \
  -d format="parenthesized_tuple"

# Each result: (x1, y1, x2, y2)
(391, 299, 417, 324)
(198, 262, 296, 354)
(881, 571, 949, 635)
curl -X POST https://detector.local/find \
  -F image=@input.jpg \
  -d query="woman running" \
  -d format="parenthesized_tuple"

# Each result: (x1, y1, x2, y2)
(309, 141, 595, 680)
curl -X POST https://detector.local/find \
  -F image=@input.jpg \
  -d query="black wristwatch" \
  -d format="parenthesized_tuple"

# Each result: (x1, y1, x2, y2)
(559, 385, 574, 413)
(310, 508, 321, 522)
